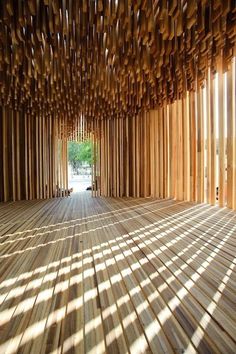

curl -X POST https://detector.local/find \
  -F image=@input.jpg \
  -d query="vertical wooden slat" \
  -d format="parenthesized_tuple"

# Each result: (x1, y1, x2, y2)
(0, 107, 69, 202)
(115, 118, 119, 197)
(166, 105, 170, 198)
(100, 120, 104, 196)
(218, 60, 226, 207)
(154, 109, 160, 198)
(172, 102, 177, 199)
(232, 57, 236, 210)
(227, 58, 236, 209)
(159, 108, 164, 198)
(107, 120, 110, 196)
(177, 99, 184, 201)
(132, 115, 136, 197)
(24, 113, 29, 200)
(147, 112, 151, 197)
(208, 69, 216, 205)
(197, 89, 204, 203)
(58, 118, 62, 198)
(105, 120, 109, 196)
(163, 106, 168, 198)
(206, 78, 211, 205)
(39, 115, 43, 198)
(183, 93, 190, 201)
(150, 111, 155, 197)
(16, 111, 21, 200)
(11, 110, 16, 201)
(91, 131, 94, 197)
(136, 115, 140, 197)
(125, 116, 129, 197)
(35, 115, 39, 199)
(28, 115, 33, 199)
(2, 107, 9, 202)
(93, 63, 234, 203)
(169, 105, 173, 198)
(48, 116, 51, 198)
(143, 112, 147, 197)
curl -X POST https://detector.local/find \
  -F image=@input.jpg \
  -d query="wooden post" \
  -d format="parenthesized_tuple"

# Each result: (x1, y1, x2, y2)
(208, 69, 216, 205)
(218, 59, 226, 207)
(227, 58, 236, 209)
(183, 93, 190, 201)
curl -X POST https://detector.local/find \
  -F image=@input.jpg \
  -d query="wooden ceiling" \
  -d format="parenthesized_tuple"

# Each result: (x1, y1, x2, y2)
(0, 0, 235, 126)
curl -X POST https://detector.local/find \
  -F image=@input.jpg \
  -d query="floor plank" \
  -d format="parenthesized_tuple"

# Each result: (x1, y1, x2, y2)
(0, 193, 235, 354)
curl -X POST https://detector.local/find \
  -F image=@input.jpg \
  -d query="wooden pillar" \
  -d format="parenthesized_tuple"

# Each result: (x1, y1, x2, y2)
(218, 59, 226, 207)
(183, 93, 190, 201)
(208, 69, 216, 205)
(227, 58, 236, 209)
(2, 107, 9, 202)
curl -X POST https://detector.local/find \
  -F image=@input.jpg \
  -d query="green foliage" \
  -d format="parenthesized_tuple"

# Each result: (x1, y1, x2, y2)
(68, 140, 92, 171)
(78, 140, 93, 165)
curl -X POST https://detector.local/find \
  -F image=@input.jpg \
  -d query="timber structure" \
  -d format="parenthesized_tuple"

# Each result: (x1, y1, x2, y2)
(0, 1, 236, 353)
(0, 0, 235, 204)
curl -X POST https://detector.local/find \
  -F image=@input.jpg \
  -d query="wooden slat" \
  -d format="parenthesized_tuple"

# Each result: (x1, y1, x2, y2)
(183, 93, 190, 201)
(233, 57, 236, 210)
(0, 194, 235, 353)
(208, 69, 216, 205)
(0, 1, 235, 204)
(218, 60, 226, 207)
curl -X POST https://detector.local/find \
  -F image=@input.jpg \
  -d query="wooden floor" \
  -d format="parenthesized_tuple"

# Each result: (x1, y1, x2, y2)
(0, 193, 235, 354)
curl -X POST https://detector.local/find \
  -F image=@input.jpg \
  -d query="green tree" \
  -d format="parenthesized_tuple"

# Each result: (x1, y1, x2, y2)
(78, 140, 92, 166)
(68, 141, 92, 172)
(68, 141, 80, 171)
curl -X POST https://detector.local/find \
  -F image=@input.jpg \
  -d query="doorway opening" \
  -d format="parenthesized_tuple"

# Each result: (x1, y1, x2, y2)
(67, 140, 92, 193)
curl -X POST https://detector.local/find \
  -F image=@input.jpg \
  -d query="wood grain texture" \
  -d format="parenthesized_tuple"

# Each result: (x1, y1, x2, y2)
(227, 58, 236, 210)
(0, 2, 235, 207)
(98, 57, 235, 210)
(0, 193, 235, 354)
(0, 1, 235, 129)
(0, 109, 68, 202)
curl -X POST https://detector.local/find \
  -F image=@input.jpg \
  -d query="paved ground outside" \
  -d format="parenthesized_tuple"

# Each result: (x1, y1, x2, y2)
(68, 175, 91, 192)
